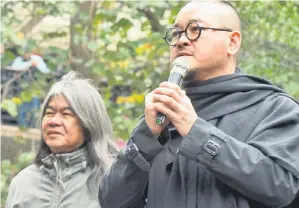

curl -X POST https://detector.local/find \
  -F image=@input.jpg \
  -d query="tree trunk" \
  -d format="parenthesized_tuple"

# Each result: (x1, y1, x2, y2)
(69, 1, 97, 77)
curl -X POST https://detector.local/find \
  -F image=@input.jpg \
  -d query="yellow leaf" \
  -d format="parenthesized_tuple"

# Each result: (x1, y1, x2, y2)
(119, 60, 129, 69)
(17, 32, 24, 39)
(143, 43, 153, 49)
(116, 96, 125, 104)
(12, 97, 22, 105)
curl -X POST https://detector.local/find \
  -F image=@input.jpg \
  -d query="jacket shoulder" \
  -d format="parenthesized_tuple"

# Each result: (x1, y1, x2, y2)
(262, 92, 298, 110)
(9, 165, 40, 188)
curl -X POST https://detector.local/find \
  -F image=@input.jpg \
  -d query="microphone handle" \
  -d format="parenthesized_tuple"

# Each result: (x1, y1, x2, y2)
(156, 72, 182, 125)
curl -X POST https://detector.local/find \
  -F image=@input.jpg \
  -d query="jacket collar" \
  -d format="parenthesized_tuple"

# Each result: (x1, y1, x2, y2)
(40, 145, 91, 182)
(182, 73, 286, 121)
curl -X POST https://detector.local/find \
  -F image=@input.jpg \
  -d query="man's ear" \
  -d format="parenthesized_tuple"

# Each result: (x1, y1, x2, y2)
(228, 30, 242, 56)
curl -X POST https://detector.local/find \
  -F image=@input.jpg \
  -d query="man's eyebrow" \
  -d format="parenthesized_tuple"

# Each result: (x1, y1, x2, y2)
(45, 106, 55, 111)
(172, 19, 207, 28)
(62, 106, 75, 112)
(46, 105, 75, 112)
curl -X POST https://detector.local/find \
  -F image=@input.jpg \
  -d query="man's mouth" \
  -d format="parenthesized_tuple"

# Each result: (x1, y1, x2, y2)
(176, 51, 192, 58)
(47, 130, 62, 136)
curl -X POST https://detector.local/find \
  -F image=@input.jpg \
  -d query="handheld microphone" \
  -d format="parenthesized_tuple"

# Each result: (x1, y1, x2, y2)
(156, 56, 190, 125)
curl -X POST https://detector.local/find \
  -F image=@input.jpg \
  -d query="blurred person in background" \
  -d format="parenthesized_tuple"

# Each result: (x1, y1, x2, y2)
(6, 71, 117, 208)
(99, 1, 299, 208)
(11, 44, 50, 74)
(8, 44, 51, 128)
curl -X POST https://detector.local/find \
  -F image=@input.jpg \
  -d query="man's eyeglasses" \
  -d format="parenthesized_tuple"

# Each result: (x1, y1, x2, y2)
(164, 22, 233, 46)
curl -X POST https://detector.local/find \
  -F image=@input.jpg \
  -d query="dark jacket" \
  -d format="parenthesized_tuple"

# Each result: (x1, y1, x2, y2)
(99, 74, 299, 208)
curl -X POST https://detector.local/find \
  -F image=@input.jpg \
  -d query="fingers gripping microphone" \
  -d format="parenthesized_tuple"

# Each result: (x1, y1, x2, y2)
(156, 56, 190, 125)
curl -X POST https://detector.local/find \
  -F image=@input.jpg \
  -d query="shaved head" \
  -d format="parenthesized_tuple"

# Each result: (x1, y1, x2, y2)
(181, 1, 241, 31)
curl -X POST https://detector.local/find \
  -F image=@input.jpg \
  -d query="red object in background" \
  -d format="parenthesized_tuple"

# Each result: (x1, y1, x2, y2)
(116, 139, 126, 150)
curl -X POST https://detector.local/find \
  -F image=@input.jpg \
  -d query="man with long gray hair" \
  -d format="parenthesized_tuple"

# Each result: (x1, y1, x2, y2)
(6, 71, 117, 208)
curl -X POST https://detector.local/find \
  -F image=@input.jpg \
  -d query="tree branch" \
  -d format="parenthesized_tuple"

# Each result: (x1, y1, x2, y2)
(19, 2, 50, 36)
(19, 15, 47, 35)
(137, 8, 163, 32)
(1, 69, 30, 102)
(69, 2, 92, 74)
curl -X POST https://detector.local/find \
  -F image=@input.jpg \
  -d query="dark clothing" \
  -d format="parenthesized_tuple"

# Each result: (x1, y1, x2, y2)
(99, 74, 299, 208)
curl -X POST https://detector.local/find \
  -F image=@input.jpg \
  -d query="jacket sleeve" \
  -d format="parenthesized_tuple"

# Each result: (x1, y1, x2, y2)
(11, 56, 31, 71)
(178, 95, 299, 208)
(5, 177, 17, 208)
(32, 55, 50, 74)
(99, 117, 170, 208)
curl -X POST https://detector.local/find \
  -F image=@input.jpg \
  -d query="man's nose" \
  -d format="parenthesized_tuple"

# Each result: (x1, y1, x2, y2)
(176, 33, 191, 47)
(48, 114, 63, 126)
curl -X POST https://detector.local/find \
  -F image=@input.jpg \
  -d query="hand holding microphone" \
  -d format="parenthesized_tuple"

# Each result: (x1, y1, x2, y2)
(156, 56, 190, 125)
(145, 56, 198, 136)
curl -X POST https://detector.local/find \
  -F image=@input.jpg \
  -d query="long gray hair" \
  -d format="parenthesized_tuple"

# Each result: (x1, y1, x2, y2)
(34, 71, 117, 191)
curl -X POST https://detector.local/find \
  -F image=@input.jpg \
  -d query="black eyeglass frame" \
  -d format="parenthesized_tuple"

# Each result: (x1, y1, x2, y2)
(163, 22, 233, 46)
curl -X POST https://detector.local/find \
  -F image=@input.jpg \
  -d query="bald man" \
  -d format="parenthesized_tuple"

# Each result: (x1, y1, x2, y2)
(99, 1, 299, 208)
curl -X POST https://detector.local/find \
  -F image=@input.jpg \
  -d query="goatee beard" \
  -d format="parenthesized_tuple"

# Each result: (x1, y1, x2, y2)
(184, 68, 197, 81)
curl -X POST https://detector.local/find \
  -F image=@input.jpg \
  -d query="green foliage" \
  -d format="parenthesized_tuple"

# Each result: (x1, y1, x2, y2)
(1, 152, 35, 206)
(1, 1, 298, 142)
(1, 99, 18, 117)
(235, 1, 299, 96)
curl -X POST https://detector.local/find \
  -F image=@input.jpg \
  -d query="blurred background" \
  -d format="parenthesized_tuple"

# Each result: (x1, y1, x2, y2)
(1, 1, 299, 206)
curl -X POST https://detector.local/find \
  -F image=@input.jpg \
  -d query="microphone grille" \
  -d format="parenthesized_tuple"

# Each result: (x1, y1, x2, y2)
(170, 56, 190, 78)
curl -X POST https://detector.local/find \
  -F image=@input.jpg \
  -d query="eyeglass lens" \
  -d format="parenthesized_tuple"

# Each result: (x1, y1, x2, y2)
(165, 22, 201, 46)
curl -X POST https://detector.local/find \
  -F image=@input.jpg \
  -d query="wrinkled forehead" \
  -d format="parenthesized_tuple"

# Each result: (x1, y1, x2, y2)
(174, 2, 224, 28)
(46, 94, 72, 110)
